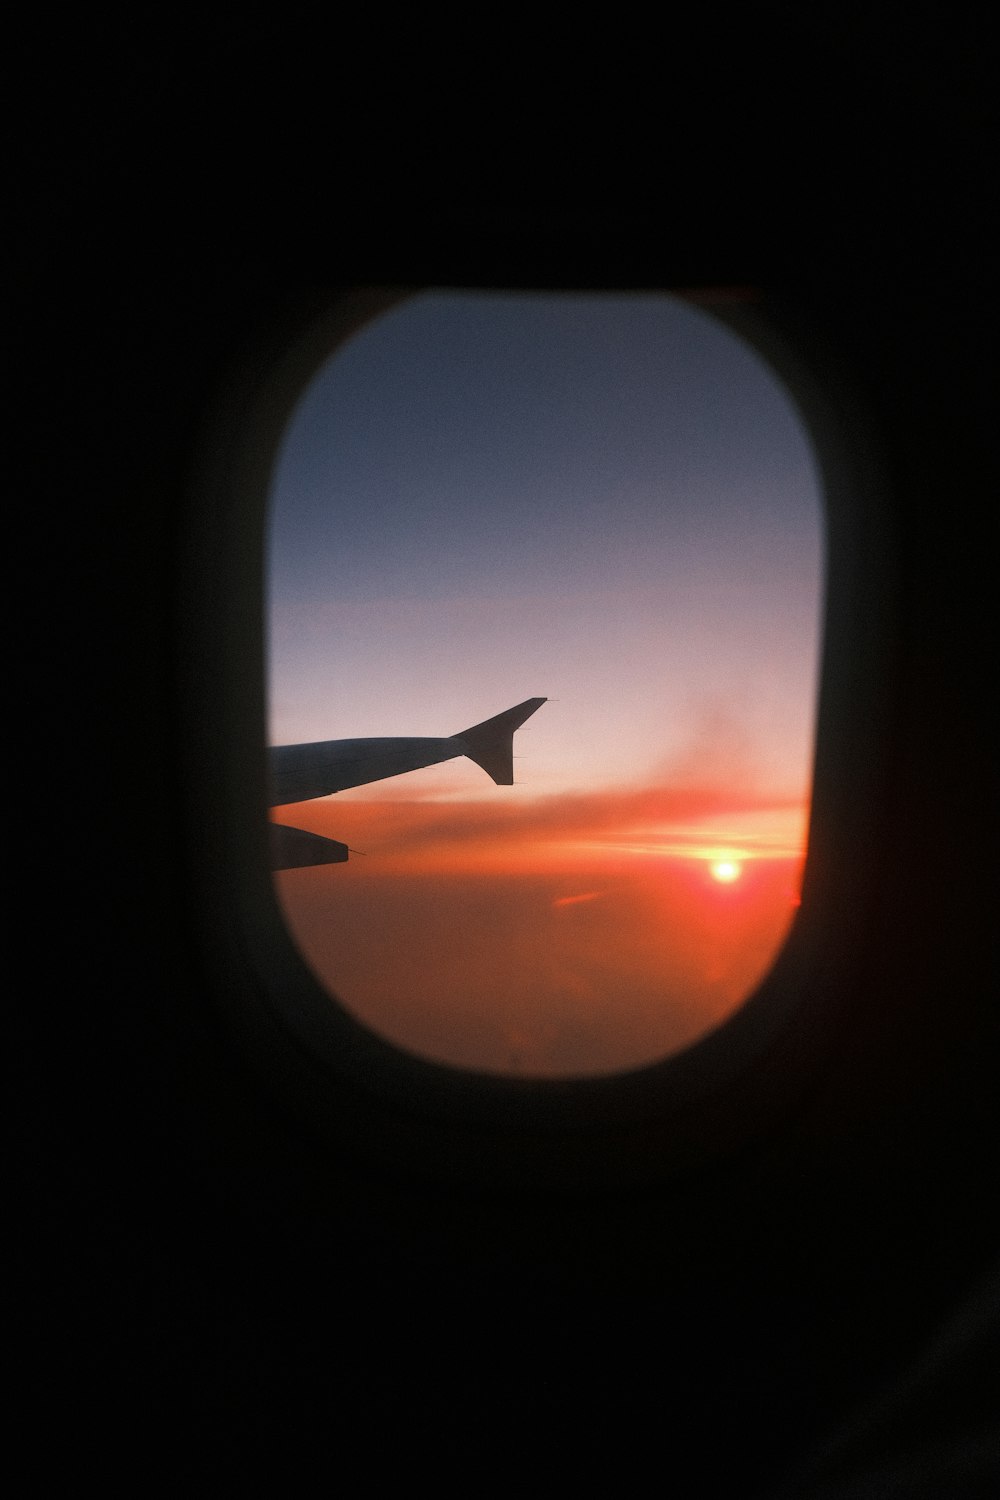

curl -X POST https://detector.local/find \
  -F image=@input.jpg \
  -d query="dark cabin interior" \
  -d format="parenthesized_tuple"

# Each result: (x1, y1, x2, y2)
(14, 18, 996, 1493)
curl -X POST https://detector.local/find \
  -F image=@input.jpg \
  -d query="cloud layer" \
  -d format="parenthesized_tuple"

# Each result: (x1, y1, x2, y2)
(274, 775, 806, 1076)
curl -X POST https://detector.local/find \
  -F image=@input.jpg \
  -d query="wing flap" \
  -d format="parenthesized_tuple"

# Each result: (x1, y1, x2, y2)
(270, 823, 350, 870)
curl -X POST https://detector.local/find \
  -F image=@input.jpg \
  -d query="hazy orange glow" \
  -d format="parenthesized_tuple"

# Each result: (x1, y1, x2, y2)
(273, 776, 807, 873)
(273, 777, 808, 1077)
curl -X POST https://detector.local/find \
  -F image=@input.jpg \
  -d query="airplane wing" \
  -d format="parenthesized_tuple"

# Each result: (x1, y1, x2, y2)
(270, 697, 546, 870)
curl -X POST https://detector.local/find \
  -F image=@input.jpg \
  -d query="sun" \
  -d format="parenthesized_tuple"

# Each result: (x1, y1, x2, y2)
(710, 859, 742, 883)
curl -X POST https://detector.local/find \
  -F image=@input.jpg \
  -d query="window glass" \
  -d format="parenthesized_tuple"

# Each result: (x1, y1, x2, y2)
(268, 292, 822, 1077)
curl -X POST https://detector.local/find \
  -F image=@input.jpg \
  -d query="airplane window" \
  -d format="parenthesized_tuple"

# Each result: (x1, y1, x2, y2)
(266, 292, 823, 1078)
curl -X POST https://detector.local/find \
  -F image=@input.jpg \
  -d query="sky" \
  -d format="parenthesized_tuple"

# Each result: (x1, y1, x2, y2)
(267, 291, 823, 1076)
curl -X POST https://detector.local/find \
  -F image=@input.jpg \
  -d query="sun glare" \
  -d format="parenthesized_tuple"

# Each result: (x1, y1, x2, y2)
(711, 859, 742, 883)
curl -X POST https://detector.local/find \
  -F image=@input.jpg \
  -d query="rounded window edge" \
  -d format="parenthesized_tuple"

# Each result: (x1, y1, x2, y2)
(180, 285, 897, 1188)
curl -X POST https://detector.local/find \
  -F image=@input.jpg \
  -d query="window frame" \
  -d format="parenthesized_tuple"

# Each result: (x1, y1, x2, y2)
(180, 286, 896, 1189)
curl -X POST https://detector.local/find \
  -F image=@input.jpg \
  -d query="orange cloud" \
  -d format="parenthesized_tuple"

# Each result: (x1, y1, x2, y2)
(275, 854, 803, 1078)
(272, 775, 808, 875)
(272, 771, 809, 1077)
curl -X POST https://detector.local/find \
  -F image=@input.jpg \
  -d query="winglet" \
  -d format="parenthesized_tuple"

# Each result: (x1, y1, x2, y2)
(451, 698, 547, 785)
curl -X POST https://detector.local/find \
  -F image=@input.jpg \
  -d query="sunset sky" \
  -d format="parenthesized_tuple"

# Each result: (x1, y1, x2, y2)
(267, 291, 823, 1076)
